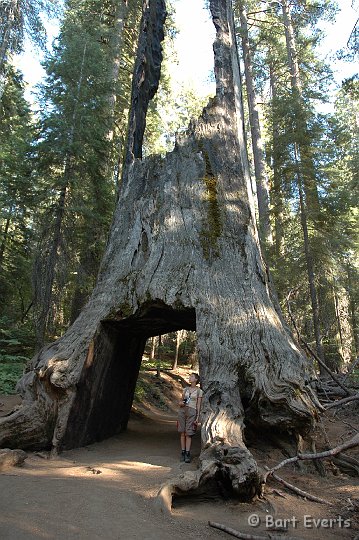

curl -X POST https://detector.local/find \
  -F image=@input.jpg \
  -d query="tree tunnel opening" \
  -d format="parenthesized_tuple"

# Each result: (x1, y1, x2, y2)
(60, 301, 196, 451)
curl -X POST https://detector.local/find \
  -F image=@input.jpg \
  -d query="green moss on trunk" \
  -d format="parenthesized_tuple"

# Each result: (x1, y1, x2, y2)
(199, 146, 223, 260)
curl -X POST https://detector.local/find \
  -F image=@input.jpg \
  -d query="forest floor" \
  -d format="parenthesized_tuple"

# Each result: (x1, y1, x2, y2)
(0, 368, 358, 540)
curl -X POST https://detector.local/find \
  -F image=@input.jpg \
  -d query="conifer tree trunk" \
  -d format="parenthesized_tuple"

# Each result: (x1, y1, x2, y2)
(237, 1, 272, 249)
(0, 0, 319, 507)
(280, 0, 325, 365)
(296, 155, 325, 370)
(347, 263, 359, 356)
(0, 207, 13, 269)
(172, 330, 183, 370)
(269, 63, 284, 259)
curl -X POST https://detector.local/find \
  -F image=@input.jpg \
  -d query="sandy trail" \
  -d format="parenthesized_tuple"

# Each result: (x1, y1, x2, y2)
(0, 410, 224, 540)
(0, 392, 358, 539)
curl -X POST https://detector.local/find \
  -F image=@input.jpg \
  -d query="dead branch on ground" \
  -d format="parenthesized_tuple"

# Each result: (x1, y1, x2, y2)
(325, 393, 359, 410)
(208, 521, 304, 540)
(264, 433, 359, 481)
(265, 471, 331, 505)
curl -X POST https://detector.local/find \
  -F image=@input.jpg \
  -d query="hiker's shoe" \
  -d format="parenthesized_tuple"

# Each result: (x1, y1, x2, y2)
(184, 451, 191, 463)
(181, 450, 186, 462)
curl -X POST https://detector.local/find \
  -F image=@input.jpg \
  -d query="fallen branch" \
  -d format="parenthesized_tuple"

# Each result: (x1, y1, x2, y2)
(267, 472, 331, 505)
(208, 521, 304, 540)
(264, 433, 359, 481)
(286, 290, 352, 397)
(325, 393, 359, 410)
(341, 420, 358, 432)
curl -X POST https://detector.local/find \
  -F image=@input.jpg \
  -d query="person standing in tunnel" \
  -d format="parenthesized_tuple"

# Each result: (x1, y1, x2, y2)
(177, 372, 203, 463)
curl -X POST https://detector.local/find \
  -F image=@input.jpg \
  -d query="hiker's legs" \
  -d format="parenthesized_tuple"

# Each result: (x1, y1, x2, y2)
(185, 434, 192, 451)
(180, 432, 186, 450)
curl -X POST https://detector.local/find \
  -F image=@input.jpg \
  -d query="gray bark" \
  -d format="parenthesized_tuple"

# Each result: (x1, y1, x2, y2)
(124, 0, 166, 165)
(0, 0, 318, 504)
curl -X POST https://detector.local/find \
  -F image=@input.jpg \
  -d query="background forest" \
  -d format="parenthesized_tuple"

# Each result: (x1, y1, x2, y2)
(0, 0, 358, 393)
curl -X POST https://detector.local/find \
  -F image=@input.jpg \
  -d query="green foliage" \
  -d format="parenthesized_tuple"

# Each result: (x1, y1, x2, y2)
(30, 0, 143, 343)
(0, 66, 36, 325)
(0, 316, 31, 394)
(0, 362, 25, 394)
(0, 0, 60, 65)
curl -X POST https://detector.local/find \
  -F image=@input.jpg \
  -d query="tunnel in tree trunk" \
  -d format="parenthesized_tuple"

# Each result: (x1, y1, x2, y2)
(0, 0, 321, 506)
(61, 302, 195, 450)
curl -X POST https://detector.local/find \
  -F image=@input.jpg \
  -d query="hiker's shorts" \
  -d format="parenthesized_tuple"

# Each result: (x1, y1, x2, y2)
(177, 406, 197, 436)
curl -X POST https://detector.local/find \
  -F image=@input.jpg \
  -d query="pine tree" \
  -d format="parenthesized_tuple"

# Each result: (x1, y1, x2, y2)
(32, 0, 141, 347)
(0, 0, 59, 98)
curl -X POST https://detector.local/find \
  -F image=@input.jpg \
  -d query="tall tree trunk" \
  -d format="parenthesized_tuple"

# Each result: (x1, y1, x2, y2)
(150, 335, 158, 362)
(281, 0, 325, 365)
(34, 182, 68, 349)
(295, 145, 325, 371)
(0, 207, 13, 269)
(0, 0, 319, 507)
(269, 63, 284, 260)
(172, 330, 183, 370)
(347, 263, 359, 356)
(280, 0, 320, 214)
(237, 1, 272, 250)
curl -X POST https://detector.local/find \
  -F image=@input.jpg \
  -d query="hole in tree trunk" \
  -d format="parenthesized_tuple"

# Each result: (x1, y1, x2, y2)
(60, 301, 196, 450)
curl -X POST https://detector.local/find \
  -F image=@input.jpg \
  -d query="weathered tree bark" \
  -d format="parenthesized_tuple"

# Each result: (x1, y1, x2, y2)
(0, 0, 318, 505)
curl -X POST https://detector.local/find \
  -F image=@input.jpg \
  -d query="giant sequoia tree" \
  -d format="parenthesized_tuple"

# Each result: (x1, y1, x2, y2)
(0, 0, 320, 506)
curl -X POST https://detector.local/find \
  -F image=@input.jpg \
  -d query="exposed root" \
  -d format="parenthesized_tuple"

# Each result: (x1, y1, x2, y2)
(155, 443, 263, 513)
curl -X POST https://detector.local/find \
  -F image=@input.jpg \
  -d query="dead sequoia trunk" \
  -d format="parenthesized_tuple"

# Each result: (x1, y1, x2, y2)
(0, 0, 319, 504)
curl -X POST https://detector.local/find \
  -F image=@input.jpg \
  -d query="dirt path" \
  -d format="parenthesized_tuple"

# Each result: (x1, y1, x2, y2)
(0, 386, 358, 540)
